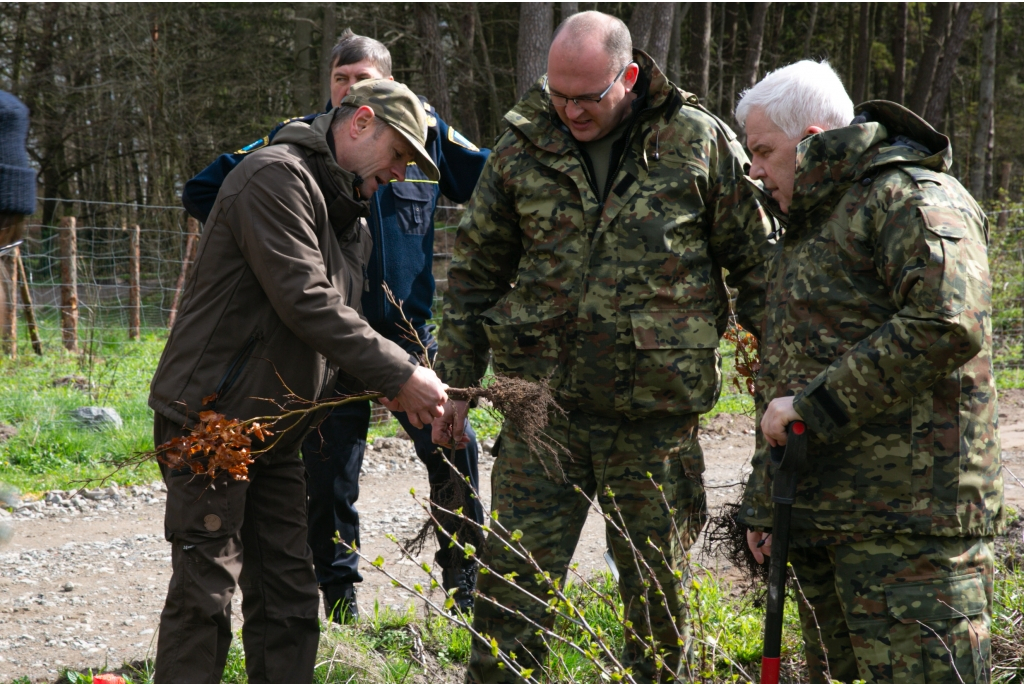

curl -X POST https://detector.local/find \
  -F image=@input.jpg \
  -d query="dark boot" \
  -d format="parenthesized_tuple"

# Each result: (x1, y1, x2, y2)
(323, 583, 358, 623)
(441, 563, 477, 614)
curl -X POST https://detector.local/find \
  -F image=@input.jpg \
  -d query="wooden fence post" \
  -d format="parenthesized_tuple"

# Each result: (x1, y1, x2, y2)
(129, 223, 141, 340)
(168, 216, 200, 330)
(59, 216, 78, 353)
(16, 251, 41, 355)
(2, 247, 18, 358)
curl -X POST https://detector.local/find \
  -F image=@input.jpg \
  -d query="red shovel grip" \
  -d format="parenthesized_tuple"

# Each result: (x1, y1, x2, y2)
(761, 656, 781, 684)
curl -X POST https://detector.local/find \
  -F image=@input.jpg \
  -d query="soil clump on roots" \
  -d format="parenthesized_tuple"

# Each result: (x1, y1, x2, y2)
(405, 375, 567, 556)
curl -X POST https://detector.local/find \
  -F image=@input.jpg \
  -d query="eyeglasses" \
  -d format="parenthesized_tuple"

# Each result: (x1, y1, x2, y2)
(546, 62, 634, 109)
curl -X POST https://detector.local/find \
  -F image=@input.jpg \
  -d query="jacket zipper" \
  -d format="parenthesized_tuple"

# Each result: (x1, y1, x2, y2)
(316, 358, 333, 400)
(211, 333, 260, 407)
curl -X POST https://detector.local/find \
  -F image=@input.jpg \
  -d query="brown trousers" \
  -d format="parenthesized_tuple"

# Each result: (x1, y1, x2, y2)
(153, 413, 320, 683)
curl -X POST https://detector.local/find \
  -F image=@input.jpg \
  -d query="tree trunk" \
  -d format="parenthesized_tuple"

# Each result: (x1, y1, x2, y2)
(474, 3, 502, 138)
(924, 2, 975, 126)
(741, 3, 770, 90)
(689, 2, 712, 99)
(457, 3, 482, 144)
(560, 3, 578, 21)
(998, 161, 1014, 200)
(647, 3, 676, 67)
(516, 3, 553, 99)
(802, 3, 817, 58)
(887, 2, 907, 104)
(629, 3, 656, 51)
(970, 2, 998, 199)
(320, 3, 337, 108)
(907, 2, 951, 115)
(8, 3, 28, 93)
(851, 3, 871, 103)
(844, 3, 855, 89)
(722, 4, 739, 115)
(293, 4, 312, 112)
(715, 6, 726, 110)
(667, 3, 689, 84)
(766, 3, 786, 72)
(416, 3, 453, 121)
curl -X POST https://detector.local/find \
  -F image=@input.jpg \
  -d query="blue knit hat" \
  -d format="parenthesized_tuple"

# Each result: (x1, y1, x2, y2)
(0, 90, 36, 216)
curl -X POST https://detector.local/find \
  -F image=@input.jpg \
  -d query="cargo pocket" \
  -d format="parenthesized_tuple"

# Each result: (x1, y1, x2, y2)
(482, 313, 570, 383)
(164, 467, 249, 542)
(919, 206, 967, 317)
(884, 573, 989, 684)
(629, 310, 721, 415)
(392, 181, 437, 236)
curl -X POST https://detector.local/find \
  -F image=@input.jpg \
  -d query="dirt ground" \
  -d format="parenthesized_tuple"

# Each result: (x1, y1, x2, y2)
(2, 394, 1024, 682)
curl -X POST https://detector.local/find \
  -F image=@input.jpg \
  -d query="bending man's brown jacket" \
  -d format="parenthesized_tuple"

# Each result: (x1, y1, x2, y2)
(149, 113, 416, 448)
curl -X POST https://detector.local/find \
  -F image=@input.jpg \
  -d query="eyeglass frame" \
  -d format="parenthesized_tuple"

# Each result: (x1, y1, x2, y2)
(545, 62, 636, 109)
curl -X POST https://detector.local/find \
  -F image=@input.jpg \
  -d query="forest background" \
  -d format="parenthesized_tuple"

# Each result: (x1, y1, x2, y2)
(1, 1, 1022, 231)
(0, 1, 1023, 485)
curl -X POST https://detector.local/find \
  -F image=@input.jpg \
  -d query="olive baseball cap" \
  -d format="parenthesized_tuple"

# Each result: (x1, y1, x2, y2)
(339, 79, 440, 181)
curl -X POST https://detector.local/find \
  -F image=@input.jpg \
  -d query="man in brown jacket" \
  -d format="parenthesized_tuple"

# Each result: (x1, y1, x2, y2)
(148, 80, 448, 683)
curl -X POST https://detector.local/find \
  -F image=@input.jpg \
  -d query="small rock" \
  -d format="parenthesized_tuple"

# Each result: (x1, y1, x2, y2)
(70, 406, 124, 431)
(0, 423, 16, 444)
(63, 582, 74, 592)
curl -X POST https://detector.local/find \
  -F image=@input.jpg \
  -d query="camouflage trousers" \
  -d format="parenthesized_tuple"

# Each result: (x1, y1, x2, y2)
(789, 535, 994, 684)
(468, 409, 707, 684)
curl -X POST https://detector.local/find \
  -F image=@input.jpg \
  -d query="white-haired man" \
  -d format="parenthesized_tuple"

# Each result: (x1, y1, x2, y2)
(736, 60, 1003, 683)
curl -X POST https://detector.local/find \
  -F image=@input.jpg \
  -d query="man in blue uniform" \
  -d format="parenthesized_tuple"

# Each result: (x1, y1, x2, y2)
(181, 29, 490, 621)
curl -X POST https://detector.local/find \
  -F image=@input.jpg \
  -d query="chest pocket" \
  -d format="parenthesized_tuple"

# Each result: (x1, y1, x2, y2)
(629, 310, 721, 415)
(391, 181, 437, 236)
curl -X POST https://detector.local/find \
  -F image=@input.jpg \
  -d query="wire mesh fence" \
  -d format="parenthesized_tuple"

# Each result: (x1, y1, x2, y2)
(2, 198, 1024, 424)
(2, 199, 462, 348)
(0, 198, 466, 427)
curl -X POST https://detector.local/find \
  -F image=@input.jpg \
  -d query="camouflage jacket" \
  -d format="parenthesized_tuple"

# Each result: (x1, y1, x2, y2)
(739, 101, 1004, 539)
(435, 51, 772, 420)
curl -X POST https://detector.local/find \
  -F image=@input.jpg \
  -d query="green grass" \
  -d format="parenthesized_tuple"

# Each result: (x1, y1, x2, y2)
(35, 545, 1024, 683)
(0, 320, 165, 494)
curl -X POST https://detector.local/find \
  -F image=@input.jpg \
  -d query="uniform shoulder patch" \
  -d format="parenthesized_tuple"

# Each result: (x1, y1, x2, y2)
(235, 136, 269, 155)
(447, 126, 480, 151)
(902, 166, 945, 186)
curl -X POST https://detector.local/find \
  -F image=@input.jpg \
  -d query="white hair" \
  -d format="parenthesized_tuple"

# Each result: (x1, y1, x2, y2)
(735, 60, 855, 138)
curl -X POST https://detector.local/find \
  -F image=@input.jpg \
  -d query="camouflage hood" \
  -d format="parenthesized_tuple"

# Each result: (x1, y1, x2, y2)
(504, 49, 680, 157)
(785, 100, 952, 229)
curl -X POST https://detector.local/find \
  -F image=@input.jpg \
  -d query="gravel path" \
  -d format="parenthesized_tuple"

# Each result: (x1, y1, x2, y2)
(0, 413, 776, 682)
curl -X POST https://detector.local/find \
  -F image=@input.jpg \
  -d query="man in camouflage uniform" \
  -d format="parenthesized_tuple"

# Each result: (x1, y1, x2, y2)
(433, 11, 772, 683)
(736, 61, 1004, 683)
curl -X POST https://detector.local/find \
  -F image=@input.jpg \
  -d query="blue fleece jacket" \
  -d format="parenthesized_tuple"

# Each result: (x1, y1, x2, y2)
(181, 99, 489, 337)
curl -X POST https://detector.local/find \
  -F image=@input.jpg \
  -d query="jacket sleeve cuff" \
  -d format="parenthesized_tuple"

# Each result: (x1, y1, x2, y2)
(793, 372, 851, 440)
(735, 499, 773, 531)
